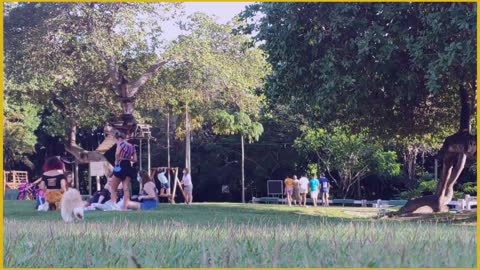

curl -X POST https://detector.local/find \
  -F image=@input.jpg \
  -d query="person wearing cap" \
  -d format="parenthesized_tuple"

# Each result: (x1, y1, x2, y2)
(110, 132, 137, 210)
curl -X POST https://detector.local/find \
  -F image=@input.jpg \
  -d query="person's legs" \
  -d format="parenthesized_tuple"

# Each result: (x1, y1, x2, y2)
(110, 177, 120, 206)
(312, 192, 318, 207)
(127, 200, 141, 210)
(123, 177, 131, 210)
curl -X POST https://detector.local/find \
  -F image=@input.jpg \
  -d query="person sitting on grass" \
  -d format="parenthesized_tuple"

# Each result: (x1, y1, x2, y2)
(126, 171, 158, 210)
(86, 181, 112, 206)
(284, 176, 294, 206)
(309, 175, 320, 207)
(298, 174, 309, 207)
(33, 156, 68, 211)
(319, 174, 330, 207)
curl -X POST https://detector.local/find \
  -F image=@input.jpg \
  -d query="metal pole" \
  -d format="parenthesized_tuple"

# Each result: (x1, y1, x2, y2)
(434, 159, 438, 181)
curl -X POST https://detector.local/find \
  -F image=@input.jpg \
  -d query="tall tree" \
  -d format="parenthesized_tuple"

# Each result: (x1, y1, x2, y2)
(5, 3, 183, 169)
(212, 111, 264, 203)
(168, 13, 270, 172)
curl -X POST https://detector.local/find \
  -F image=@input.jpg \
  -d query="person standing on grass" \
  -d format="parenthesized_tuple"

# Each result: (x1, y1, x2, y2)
(298, 174, 309, 207)
(309, 175, 320, 207)
(284, 176, 294, 206)
(110, 132, 138, 210)
(319, 174, 330, 206)
(181, 168, 193, 204)
(292, 175, 301, 206)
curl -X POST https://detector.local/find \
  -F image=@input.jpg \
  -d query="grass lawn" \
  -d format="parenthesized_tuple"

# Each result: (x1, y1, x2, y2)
(3, 200, 477, 268)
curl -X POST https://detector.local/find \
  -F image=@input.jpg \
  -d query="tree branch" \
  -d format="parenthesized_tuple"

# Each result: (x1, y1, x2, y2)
(127, 60, 169, 96)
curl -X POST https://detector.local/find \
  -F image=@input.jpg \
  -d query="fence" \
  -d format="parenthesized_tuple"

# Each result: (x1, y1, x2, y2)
(252, 195, 477, 211)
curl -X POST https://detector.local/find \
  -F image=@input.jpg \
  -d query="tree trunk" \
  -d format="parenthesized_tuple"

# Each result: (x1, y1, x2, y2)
(400, 85, 476, 214)
(69, 120, 77, 146)
(241, 135, 245, 203)
(185, 103, 191, 170)
(356, 179, 361, 199)
(403, 144, 419, 189)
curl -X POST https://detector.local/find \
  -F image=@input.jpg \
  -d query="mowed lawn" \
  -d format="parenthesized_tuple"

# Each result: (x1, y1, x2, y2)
(3, 201, 476, 268)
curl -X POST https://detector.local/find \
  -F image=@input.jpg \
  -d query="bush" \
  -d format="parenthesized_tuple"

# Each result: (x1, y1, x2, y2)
(400, 177, 437, 200)
(399, 189, 422, 200)
(460, 182, 477, 195)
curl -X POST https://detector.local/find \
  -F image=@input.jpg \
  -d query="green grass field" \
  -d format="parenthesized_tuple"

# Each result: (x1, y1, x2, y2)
(3, 201, 476, 268)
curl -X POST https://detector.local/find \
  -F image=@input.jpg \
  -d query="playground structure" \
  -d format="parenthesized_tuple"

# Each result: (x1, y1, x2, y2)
(3, 171, 28, 190)
(150, 167, 186, 204)
(66, 122, 157, 195)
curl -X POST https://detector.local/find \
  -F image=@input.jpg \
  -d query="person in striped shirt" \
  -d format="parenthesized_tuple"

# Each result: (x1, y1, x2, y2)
(110, 132, 137, 210)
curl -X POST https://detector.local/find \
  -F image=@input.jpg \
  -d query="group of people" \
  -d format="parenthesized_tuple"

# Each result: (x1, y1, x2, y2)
(284, 174, 330, 207)
(33, 131, 194, 212)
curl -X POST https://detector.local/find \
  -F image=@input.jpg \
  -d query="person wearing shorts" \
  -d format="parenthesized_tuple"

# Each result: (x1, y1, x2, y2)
(309, 176, 320, 207)
(127, 170, 158, 210)
(157, 168, 171, 199)
(292, 175, 301, 206)
(298, 174, 309, 207)
(110, 132, 137, 210)
(284, 176, 294, 206)
(319, 175, 330, 206)
(181, 168, 193, 205)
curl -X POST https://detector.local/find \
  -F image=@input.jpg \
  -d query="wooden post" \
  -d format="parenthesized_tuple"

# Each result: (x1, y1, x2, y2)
(139, 139, 143, 171)
(74, 161, 79, 193)
(167, 110, 171, 189)
(147, 138, 151, 175)
(88, 166, 92, 195)
(171, 168, 178, 204)
(96, 176, 101, 191)
(185, 103, 191, 170)
(170, 168, 186, 204)
(241, 135, 245, 204)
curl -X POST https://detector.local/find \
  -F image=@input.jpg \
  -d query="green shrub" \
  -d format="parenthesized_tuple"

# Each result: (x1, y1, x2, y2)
(460, 182, 477, 195)
(400, 177, 437, 200)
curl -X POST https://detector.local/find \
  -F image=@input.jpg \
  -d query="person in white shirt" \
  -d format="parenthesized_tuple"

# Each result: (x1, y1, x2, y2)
(298, 174, 309, 207)
(181, 168, 193, 205)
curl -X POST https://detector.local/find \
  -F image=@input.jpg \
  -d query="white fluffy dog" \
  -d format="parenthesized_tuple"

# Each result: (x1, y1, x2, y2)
(60, 188, 85, 223)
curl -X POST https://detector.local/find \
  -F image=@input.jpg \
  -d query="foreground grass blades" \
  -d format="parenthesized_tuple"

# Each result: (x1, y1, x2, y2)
(3, 201, 477, 268)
